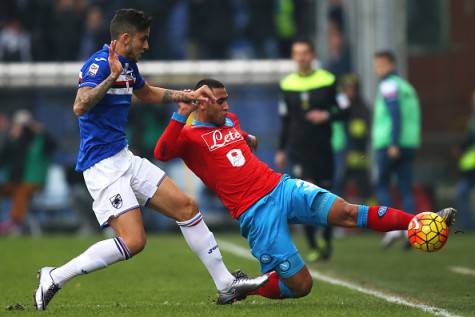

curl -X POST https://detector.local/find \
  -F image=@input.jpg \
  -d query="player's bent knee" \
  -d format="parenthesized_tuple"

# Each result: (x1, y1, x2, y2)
(175, 196, 199, 222)
(122, 232, 147, 255)
(330, 198, 358, 227)
(343, 202, 359, 223)
(293, 277, 313, 297)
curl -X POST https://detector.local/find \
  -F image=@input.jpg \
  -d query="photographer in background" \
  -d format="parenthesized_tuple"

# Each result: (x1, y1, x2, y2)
(0, 110, 56, 235)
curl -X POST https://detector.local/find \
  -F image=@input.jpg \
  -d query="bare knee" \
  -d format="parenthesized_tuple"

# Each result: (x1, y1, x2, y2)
(121, 232, 147, 255)
(175, 195, 199, 222)
(292, 276, 313, 297)
(284, 267, 314, 298)
(328, 198, 359, 227)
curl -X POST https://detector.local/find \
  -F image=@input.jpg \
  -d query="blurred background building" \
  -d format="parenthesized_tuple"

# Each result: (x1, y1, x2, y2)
(0, 0, 474, 234)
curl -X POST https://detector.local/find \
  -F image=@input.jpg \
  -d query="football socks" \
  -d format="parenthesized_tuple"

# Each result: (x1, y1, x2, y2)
(50, 237, 131, 287)
(250, 271, 294, 299)
(359, 205, 413, 231)
(177, 212, 235, 291)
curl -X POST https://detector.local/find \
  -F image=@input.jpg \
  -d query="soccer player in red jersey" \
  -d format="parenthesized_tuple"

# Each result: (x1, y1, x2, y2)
(154, 79, 457, 299)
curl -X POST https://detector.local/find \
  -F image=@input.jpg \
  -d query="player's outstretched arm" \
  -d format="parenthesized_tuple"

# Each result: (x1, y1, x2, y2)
(73, 41, 122, 116)
(134, 83, 216, 105)
(153, 105, 192, 161)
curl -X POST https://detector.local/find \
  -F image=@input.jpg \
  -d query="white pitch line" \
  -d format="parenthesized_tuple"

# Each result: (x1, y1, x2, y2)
(448, 266, 475, 277)
(219, 240, 461, 317)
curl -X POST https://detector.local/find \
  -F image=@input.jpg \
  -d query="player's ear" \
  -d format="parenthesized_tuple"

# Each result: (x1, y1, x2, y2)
(120, 33, 130, 45)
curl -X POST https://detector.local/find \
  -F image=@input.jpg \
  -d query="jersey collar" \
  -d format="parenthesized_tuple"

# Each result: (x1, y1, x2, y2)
(381, 71, 398, 81)
(192, 117, 234, 128)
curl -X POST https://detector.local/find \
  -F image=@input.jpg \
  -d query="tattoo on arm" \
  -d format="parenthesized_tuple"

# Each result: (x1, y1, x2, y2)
(162, 89, 193, 104)
(74, 75, 116, 114)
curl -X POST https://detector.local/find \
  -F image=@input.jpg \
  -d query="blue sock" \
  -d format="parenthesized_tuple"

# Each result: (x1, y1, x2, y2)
(278, 280, 295, 298)
(357, 205, 369, 228)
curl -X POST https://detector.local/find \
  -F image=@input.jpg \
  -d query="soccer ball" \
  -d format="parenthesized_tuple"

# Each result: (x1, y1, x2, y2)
(408, 212, 448, 252)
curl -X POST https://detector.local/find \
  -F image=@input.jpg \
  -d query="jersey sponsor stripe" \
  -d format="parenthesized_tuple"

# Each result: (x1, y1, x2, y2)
(107, 87, 133, 95)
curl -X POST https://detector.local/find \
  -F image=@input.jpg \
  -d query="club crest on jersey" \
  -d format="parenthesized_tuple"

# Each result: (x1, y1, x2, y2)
(226, 149, 246, 167)
(260, 254, 272, 264)
(201, 128, 244, 151)
(378, 206, 388, 217)
(279, 260, 291, 272)
(110, 194, 123, 209)
(87, 63, 99, 77)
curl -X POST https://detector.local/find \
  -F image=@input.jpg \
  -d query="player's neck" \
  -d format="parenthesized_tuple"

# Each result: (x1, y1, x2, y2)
(194, 113, 210, 124)
(297, 67, 315, 76)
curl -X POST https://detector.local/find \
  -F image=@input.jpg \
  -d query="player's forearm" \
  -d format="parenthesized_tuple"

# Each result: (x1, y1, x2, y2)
(73, 75, 117, 116)
(142, 87, 194, 105)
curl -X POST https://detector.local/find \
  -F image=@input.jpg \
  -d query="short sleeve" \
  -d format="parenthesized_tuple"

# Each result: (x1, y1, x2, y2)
(78, 57, 110, 88)
(79, 57, 110, 87)
(380, 79, 399, 102)
(132, 63, 145, 89)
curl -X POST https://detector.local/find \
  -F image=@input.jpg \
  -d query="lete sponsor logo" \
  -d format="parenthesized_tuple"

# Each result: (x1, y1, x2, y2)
(201, 128, 244, 151)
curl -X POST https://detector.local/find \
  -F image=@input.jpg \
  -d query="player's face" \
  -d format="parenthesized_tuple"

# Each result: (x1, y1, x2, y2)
(291, 43, 315, 71)
(124, 28, 150, 62)
(205, 88, 229, 126)
(373, 57, 394, 78)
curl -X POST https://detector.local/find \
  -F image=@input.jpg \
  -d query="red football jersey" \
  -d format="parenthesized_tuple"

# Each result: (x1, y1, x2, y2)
(154, 112, 282, 219)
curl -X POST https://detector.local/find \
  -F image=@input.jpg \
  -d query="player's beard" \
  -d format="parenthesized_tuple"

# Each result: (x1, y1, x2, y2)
(217, 114, 226, 126)
(124, 45, 139, 62)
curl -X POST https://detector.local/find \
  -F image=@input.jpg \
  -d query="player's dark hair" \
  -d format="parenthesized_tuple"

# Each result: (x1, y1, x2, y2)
(195, 79, 225, 90)
(110, 8, 152, 40)
(374, 50, 397, 64)
(292, 38, 315, 53)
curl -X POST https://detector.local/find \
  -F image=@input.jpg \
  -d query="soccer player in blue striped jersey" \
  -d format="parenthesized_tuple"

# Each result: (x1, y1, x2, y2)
(33, 8, 267, 310)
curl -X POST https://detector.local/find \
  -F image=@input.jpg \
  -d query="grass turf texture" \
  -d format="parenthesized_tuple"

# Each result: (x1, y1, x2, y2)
(0, 233, 474, 316)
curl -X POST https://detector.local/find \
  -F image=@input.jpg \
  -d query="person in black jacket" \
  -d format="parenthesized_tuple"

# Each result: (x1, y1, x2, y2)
(275, 39, 346, 261)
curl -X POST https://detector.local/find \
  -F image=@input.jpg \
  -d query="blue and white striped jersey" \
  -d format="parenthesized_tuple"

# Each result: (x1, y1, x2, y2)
(75, 44, 145, 172)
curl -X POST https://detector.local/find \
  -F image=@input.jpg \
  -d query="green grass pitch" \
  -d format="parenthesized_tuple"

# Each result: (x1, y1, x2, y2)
(1, 233, 474, 316)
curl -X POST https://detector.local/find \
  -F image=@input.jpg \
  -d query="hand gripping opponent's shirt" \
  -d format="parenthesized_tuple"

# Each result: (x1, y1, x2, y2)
(154, 112, 282, 219)
(75, 44, 145, 172)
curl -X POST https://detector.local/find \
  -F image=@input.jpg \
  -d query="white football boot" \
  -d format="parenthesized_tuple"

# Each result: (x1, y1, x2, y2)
(216, 270, 268, 304)
(34, 267, 61, 310)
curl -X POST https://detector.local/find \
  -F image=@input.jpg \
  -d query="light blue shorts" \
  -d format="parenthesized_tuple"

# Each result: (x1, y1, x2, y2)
(239, 174, 337, 278)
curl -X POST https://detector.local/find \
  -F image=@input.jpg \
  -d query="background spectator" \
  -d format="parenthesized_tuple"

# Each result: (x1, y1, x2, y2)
(78, 6, 109, 60)
(0, 19, 31, 61)
(0, 110, 56, 235)
(372, 51, 421, 249)
(334, 74, 371, 203)
(455, 90, 475, 230)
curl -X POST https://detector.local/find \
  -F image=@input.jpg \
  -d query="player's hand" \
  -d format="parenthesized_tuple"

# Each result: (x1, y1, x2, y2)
(177, 90, 198, 117)
(305, 110, 330, 124)
(388, 145, 400, 159)
(108, 40, 122, 80)
(189, 85, 217, 104)
(247, 135, 258, 151)
(274, 150, 286, 169)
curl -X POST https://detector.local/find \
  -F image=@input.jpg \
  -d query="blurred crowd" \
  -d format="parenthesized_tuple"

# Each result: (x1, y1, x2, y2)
(1, 0, 474, 239)
(0, 0, 329, 62)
